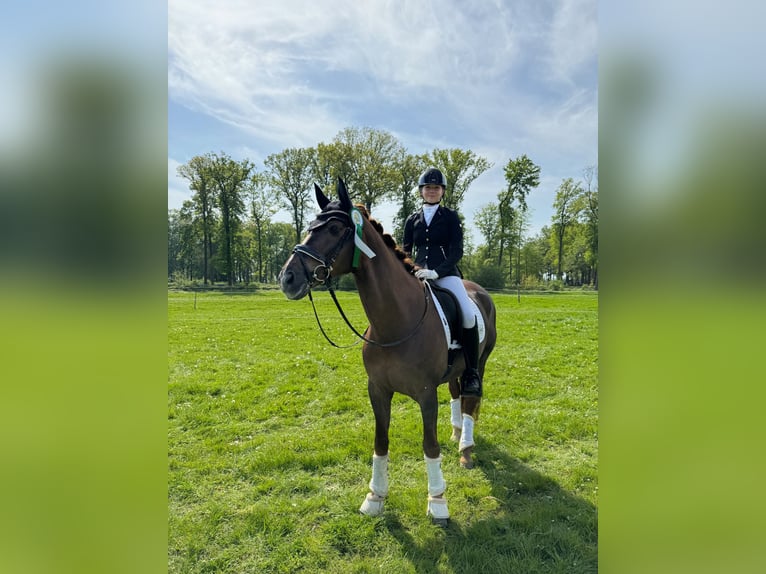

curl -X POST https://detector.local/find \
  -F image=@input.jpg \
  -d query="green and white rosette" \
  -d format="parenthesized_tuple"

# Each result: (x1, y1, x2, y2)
(350, 207, 376, 268)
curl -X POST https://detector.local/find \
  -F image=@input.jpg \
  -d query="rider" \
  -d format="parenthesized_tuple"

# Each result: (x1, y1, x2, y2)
(402, 167, 481, 396)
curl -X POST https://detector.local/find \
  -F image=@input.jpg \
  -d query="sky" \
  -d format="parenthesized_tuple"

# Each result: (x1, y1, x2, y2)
(168, 0, 598, 241)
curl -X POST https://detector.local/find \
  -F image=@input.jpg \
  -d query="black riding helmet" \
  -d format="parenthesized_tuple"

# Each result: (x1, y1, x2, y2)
(418, 167, 447, 188)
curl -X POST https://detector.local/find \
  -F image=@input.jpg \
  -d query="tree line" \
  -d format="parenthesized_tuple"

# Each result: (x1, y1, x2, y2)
(168, 126, 598, 289)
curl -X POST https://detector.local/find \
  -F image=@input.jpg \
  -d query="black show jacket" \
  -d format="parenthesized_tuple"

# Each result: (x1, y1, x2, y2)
(402, 205, 463, 278)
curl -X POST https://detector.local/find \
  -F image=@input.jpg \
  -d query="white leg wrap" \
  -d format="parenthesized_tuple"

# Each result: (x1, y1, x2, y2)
(459, 414, 475, 453)
(425, 454, 449, 520)
(425, 455, 446, 497)
(450, 398, 462, 441)
(359, 453, 388, 516)
(368, 453, 389, 497)
(450, 398, 462, 429)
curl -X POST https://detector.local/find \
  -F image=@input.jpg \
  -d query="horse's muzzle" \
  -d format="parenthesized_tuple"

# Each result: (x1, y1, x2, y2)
(278, 266, 310, 300)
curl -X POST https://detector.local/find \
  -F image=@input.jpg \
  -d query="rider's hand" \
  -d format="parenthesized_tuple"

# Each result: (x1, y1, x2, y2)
(415, 269, 438, 281)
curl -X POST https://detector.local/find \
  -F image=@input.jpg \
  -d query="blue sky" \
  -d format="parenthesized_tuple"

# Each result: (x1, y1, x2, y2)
(168, 0, 597, 240)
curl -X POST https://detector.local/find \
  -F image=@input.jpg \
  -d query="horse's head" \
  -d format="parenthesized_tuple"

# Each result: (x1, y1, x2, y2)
(279, 178, 359, 300)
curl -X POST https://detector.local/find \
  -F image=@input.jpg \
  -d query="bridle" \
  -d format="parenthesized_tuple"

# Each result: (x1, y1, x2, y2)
(291, 210, 354, 286)
(290, 209, 430, 349)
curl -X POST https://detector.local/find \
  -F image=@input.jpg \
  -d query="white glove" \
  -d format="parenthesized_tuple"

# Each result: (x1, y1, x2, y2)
(415, 269, 439, 281)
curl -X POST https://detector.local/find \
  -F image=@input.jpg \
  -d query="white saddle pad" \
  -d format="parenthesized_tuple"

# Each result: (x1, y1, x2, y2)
(426, 283, 486, 351)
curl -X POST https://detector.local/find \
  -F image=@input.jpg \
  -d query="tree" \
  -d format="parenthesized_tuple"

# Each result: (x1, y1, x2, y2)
(208, 153, 253, 286)
(262, 222, 296, 283)
(496, 197, 514, 270)
(390, 152, 425, 244)
(551, 177, 583, 279)
(177, 154, 216, 284)
(563, 222, 591, 285)
(312, 142, 336, 189)
(422, 148, 492, 211)
(474, 202, 501, 262)
(499, 155, 540, 280)
(168, 200, 206, 282)
(168, 209, 181, 280)
(245, 172, 278, 283)
(512, 209, 531, 294)
(582, 165, 599, 288)
(520, 235, 546, 286)
(264, 147, 317, 243)
(330, 127, 405, 214)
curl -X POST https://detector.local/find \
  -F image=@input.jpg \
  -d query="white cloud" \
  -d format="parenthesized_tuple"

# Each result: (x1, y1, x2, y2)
(168, 0, 544, 143)
(545, 0, 598, 85)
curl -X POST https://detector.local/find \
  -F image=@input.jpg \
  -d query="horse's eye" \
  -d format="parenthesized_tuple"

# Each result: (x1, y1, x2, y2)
(328, 223, 342, 236)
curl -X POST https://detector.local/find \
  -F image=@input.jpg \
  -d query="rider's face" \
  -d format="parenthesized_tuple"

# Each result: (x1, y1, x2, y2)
(421, 185, 444, 203)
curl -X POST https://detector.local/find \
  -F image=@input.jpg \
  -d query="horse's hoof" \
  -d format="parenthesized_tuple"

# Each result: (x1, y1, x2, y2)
(431, 516, 450, 528)
(459, 447, 475, 469)
(426, 495, 450, 525)
(359, 492, 386, 516)
(450, 426, 461, 442)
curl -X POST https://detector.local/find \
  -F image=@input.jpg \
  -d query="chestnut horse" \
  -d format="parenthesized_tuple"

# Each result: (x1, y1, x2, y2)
(279, 178, 496, 525)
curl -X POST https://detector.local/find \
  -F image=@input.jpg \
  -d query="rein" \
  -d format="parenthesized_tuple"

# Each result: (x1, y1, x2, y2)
(305, 287, 360, 349)
(305, 282, 431, 348)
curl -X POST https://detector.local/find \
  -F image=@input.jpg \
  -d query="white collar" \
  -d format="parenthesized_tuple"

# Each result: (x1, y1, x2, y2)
(423, 203, 439, 225)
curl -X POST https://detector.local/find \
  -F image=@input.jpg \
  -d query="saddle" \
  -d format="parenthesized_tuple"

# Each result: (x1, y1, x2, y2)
(429, 283, 463, 343)
(427, 283, 465, 375)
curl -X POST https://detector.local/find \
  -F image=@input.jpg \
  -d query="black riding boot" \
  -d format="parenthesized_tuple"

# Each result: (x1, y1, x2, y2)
(461, 324, 482, 397)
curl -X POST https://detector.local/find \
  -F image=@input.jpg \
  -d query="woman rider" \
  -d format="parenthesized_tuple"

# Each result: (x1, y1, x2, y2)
(402, 167, 481, 397)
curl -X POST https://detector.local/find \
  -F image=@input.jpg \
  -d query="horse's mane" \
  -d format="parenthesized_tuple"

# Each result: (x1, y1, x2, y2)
(355, 205, 416, 275)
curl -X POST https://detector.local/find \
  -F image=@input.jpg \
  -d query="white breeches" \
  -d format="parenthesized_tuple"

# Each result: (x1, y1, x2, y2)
(433, 275, 476, 328)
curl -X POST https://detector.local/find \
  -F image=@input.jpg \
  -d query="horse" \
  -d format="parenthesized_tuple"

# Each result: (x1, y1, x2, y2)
(278, 178, 497, 525)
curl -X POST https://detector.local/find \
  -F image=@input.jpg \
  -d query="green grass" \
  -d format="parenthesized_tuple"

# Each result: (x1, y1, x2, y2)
(168, 288, 598, 573)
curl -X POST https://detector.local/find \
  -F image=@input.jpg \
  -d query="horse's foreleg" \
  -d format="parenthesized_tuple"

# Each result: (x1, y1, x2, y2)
(424, 453, 449, 525)
(420, 393, 450, 525)
(359, 383, 392, 517)
(420, 391, 440, 459)
(359, 453, 388, 516)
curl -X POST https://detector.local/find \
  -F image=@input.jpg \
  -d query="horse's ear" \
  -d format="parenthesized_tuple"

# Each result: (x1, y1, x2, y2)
(337, 177, 352, 211)
(315, 183, 330, 210)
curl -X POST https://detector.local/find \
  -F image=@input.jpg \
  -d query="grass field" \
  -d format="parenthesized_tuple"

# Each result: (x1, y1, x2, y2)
(168, 288, 598, 573)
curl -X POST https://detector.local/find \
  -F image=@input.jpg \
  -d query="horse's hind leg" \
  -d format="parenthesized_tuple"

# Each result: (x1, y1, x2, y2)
(449, 374, 480, 469)
(359, 382, 392, 517)
(458, 395, 480, 469)
(448, 377, 462, 442)
(459, 338, 492, 468)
